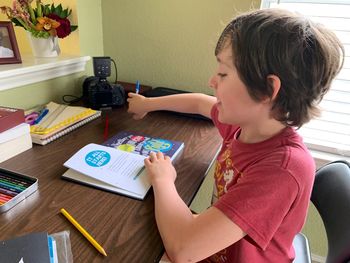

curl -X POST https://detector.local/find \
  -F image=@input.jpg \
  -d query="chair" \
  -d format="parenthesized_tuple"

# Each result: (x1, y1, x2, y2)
(293, 232, 312, 263)
(293, 160, 350, 263)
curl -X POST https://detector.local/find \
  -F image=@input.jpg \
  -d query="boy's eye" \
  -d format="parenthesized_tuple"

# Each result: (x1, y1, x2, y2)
(218, 73, 227, 78)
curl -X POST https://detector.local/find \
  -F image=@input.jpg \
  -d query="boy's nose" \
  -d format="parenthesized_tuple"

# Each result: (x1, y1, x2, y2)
(208, 75, 217, 89)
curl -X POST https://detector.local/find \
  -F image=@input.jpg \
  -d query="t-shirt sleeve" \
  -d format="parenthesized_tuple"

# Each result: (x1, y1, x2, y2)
(214, 164, 299, 250)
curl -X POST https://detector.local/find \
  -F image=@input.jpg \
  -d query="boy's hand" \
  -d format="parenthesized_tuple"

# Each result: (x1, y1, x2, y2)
(127, 92, 149, 120)
(144, 152, 177, 185)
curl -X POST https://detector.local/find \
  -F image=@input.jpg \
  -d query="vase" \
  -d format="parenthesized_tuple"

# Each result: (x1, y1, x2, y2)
(27, 32, 61, 58)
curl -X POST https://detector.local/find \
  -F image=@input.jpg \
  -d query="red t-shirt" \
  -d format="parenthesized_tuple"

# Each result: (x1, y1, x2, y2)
(202, 105, 315, 263)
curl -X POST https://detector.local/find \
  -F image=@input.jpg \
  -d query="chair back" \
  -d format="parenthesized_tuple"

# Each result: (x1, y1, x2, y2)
(311, 160, 350, 263)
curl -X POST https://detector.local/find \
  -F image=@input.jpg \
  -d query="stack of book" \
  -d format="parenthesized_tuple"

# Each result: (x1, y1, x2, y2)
(29, 102, 101, 145)
(0, 106, 32, 163)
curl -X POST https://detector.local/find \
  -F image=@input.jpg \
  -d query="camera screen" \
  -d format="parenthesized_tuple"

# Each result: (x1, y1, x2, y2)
(96, 92, 113, 104)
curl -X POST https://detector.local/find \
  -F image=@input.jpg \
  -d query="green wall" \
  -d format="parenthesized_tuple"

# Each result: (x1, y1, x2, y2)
(76, 0, 104, 75)
(101, 0, 260, 93)
(304, 204, 328, 258)
(0, 76, 82, 110)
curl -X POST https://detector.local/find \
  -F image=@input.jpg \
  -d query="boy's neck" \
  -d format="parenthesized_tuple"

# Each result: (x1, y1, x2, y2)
(238, 120, 287, 144)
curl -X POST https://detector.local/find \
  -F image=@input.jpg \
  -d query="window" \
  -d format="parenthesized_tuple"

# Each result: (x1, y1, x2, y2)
(261, 0, 350, 158)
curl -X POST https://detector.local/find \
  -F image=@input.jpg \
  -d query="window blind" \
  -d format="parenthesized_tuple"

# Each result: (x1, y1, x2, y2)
(261, 0, 350, 157)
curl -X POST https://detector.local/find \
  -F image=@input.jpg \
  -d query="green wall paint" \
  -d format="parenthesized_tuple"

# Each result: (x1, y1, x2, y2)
(101, 0, 260, 93)
(76, 0, 104, 76)
(0, 75, 82, 109)
(303, 203, 328, 258)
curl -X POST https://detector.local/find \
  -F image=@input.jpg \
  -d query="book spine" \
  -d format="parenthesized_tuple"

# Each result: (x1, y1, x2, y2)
(0, 123, 30, 144)
(0, 107, 25, 133)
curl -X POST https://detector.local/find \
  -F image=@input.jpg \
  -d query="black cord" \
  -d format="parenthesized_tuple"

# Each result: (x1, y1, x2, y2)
(111, 58, 118, 84)
(62, 94, 83, 104)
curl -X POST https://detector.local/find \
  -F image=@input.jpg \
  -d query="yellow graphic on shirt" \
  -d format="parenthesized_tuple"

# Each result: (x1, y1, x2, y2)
(215, 162, 222, 181)
(210, 145, 245, 262)
(225, 158, 232, 168)
(213, 148, 243, 199)
(222, 149, 231, 159)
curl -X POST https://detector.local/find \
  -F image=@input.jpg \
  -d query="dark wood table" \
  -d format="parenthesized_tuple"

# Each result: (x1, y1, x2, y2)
(0, 106, 221, 263)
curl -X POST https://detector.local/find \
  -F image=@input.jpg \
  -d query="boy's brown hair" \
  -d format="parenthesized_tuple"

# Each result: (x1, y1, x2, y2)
(216, 8, 344, 127)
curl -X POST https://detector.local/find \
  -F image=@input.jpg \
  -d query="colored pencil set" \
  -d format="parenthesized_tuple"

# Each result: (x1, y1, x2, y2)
(0, 172, 35, 206)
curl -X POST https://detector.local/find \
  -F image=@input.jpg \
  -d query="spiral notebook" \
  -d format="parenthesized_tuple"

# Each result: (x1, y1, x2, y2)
(30, 102, 101, 145)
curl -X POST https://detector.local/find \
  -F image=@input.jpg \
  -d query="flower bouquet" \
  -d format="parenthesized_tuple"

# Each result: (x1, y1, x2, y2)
(1, 0, 78, 57)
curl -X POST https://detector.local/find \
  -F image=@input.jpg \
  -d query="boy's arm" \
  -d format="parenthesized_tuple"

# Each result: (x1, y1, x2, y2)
(145, 152, 245, 262)
(154, 180, 245, 262)
(127, 93, 216, 120)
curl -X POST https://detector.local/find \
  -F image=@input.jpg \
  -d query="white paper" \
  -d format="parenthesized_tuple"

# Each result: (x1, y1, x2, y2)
(64, 143, 147, 195)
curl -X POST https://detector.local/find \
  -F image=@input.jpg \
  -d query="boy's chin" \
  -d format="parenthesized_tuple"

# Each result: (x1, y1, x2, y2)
(218, 112, 237, 125)
(218, 112, 228, 124)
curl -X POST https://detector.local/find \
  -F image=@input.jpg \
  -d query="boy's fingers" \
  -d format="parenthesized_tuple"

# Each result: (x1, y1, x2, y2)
(149, 152, 157, 161)
(156, 151, 164, 159)
(128, 92, 136, 98)
(128, 92, 142, 98)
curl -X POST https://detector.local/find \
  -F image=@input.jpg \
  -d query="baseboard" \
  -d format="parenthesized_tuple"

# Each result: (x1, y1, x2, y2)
(311, 253, 326, 263)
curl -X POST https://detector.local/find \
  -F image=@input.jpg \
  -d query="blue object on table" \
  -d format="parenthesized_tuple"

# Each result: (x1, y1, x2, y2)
(135, 80, 140, 94)
(34, 108, 49, 125)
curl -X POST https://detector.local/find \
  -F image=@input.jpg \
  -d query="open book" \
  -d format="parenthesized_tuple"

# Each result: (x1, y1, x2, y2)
(62, 131, 184, 200)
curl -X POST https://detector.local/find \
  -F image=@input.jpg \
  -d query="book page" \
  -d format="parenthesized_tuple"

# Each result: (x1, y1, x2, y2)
(62, 169, 147, 199)
(64, 143, 146, 195)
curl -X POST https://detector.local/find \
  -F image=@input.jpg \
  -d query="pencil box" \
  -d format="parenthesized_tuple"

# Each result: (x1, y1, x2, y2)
(0, 167, 38, 213)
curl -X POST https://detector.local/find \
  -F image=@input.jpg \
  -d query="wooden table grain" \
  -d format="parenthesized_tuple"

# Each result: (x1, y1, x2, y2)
(0, 107, 221, 263)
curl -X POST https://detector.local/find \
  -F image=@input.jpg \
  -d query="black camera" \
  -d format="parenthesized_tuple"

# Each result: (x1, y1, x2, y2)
(83, 57, 125, 109)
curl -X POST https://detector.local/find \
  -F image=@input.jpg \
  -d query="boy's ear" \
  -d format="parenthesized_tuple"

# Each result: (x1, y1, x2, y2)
(265, 74, 281, 101)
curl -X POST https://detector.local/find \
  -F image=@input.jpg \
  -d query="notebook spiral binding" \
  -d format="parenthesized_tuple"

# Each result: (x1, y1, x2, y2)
(33, 112, 101, 145)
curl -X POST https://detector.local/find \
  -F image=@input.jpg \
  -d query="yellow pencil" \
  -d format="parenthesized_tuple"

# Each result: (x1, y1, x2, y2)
(60, 208, 107, 257)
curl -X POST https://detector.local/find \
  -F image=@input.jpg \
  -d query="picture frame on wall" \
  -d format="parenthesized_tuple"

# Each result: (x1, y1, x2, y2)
(0, 21, 22, 64)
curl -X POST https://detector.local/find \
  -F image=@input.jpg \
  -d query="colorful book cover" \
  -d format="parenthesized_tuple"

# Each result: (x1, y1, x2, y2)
(103, 131, 184, 159)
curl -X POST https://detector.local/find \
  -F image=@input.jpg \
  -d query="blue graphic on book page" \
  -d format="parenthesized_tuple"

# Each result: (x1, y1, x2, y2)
(85, 151, 111, 167)
(64, 143, 147, 195)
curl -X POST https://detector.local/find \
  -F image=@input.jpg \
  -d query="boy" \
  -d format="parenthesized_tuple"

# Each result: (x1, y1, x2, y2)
(127, 8, 343, 262)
